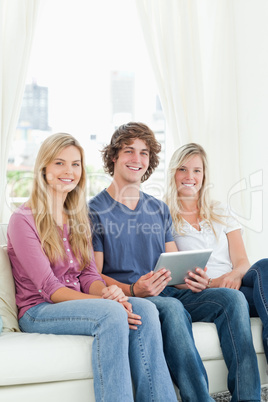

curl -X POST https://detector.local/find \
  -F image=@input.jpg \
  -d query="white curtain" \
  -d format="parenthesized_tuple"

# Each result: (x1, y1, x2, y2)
(135, 0, 205, 152)
(0, 0, 40, 222)
(135, 0, 268, 262)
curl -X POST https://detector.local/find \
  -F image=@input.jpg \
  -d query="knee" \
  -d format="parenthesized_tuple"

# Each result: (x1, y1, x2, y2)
(251, 258, 268, 271)
(132, 298, 161, 331)
(219, 288, 249, 312)
(131, 298, 159, 320)
(104, 300, 128, 327)
(150, 296, 191, 323)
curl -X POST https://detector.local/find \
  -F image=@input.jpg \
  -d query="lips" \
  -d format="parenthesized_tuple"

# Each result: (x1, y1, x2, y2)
(182, 183, 195, 187)
(59, 178, 73, 183)
(127, 166, 142, 171)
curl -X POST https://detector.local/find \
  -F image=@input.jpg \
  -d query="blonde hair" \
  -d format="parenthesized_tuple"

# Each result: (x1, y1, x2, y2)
(164, 143, 224, 234)
(29, 133, 92, 268)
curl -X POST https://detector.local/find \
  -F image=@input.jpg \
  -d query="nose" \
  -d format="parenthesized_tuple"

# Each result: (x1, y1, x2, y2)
(131, 151, 141, 163)
(65, 164, 74, 175)
(185, 170, 194, 180)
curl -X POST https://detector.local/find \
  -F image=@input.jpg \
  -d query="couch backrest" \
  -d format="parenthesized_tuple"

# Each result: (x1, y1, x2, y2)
(0, 224, 8, 246)
(0, 225, 20, 332)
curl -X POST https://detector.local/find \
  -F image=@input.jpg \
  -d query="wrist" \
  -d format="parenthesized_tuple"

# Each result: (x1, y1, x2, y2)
(130, 282, 136, 297)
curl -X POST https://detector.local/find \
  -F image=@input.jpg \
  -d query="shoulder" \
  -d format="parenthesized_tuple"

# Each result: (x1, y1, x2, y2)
(9, 204, 35, 228)
(89, 190, 106, 208)
(210, 201, 241, 231)
(8, 205, 39, 244)
(141, 192, 170, 214)
(88, 189, 111, 214)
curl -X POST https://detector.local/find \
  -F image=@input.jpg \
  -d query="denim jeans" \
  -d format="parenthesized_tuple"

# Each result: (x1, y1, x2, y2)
(240, 258, 268, 362)
(19, 297, 177, 402)
(146, 296, 214, 402)
(160, 287, 261, 402)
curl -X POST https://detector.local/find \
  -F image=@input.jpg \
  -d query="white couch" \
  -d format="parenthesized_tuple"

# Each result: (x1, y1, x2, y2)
(0, 224, 267, 402)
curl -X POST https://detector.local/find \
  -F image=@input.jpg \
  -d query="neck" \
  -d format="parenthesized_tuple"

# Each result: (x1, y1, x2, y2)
(179, 197, 199, 216)
(107, 180, 140, 210)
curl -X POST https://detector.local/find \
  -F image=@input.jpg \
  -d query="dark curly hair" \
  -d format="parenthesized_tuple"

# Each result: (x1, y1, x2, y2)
(101, 122, 161, 182)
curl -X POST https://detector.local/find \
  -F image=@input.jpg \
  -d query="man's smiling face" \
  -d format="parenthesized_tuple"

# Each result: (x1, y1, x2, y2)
(113, 138, 150, 186)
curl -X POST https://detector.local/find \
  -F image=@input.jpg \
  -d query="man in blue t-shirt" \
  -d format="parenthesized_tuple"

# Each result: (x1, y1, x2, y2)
(89, 122, 260, 402)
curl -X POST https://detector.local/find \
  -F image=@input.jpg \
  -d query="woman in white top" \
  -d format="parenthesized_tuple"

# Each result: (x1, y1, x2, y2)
(164, 142, 268, 363)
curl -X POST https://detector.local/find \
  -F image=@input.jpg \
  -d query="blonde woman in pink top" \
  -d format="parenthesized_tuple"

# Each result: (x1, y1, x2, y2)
(7, 133, 177, 402)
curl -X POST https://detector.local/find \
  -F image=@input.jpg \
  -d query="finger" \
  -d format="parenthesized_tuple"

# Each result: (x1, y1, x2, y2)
(185, 278, 207, 290)
(129, 324, 138, 330)
(128, 317, 142, 328)
(195, 268, 208, 279)
(185, 281, 203, 293)
(188, 271, 207, 285)
(122, 301, 132, 312)
(140, 271, 155, 281)
(119, 295, 129, 302)
(153, 268, 171, 280)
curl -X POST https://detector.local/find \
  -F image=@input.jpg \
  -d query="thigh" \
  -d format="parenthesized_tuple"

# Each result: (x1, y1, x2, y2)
(19, 299, 127, 335)
(162, 286, 248, 323)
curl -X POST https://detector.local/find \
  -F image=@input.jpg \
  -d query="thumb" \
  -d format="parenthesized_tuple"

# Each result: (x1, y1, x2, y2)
(139, 271, 154, 281)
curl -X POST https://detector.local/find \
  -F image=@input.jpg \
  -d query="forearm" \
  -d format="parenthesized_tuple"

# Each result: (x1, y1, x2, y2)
(51, 287, 101, 303)
(101, 274, 131, 296)
(232, 258, 251, 276)
(88, 280, 107, 296)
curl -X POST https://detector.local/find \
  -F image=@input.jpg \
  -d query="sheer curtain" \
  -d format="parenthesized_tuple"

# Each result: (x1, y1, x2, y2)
(135, 0, 205, 153)
(135, 0, 268, 261)
(0, 0, 40, 222)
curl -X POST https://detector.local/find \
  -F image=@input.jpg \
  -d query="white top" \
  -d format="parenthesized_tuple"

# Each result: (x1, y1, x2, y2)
(172, 204, 242, 279)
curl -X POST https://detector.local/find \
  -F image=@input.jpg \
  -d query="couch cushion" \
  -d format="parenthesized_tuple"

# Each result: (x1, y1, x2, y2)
(0, 332, 94, 386)
(0, 246, 20, 332)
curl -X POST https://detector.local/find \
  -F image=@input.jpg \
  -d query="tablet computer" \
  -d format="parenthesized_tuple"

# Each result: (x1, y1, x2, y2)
(154, 249, 213, 285)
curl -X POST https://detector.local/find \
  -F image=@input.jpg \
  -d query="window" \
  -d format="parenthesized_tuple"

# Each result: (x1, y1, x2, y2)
(7, 0, 166, 207)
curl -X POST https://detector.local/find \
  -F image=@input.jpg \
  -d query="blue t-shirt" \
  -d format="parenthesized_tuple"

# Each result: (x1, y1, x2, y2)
(89, 189, 174, 284)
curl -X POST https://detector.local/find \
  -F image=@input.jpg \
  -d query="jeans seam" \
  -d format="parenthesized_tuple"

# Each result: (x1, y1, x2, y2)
(24, 312, 99, 324)
(95, 327, 105, 402)
(248, 266, 268, 314)
(136, 325, 155, 401)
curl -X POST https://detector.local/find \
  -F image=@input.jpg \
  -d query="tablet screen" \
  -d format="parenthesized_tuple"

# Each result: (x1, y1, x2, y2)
(154, 249, 213, 285)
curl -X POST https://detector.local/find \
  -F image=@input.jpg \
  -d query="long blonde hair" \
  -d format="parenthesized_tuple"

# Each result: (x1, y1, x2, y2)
(164, 143, 224, 234)
(29, 133, 92, 268)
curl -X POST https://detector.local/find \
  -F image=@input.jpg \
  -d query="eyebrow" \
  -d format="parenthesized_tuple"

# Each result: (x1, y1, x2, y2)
(54, 158, 81, 162)
(123, 145, 149, 152)
(180, 165, 203, 169)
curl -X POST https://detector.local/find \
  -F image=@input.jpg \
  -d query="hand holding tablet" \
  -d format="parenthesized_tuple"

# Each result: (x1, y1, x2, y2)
(154, 249, 213, 286)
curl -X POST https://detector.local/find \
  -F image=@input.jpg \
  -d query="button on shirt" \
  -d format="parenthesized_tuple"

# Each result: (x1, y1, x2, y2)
(7, 205, 105, 319)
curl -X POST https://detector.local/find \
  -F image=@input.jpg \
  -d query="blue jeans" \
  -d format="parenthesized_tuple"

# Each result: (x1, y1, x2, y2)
(19, 297, 177, 402)
(240, 258, 268, 362)
(146, 296, 214, 402)
(160, 287, 261, 402)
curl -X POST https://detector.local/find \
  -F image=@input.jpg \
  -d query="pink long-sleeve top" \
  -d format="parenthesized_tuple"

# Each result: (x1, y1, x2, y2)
(7, 205, 105, 319)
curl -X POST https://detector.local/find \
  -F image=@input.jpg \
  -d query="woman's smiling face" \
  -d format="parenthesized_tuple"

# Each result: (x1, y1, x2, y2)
(45, 145, 82, 196)
(175, 154, 204, 199)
